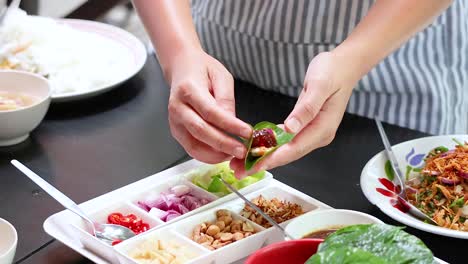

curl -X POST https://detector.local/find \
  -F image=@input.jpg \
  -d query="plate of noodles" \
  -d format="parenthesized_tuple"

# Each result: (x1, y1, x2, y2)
(361, 135, 468, 239)
(0, 9, 147, 102)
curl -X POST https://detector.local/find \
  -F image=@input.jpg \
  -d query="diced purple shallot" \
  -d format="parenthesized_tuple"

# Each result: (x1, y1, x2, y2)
(137, 184, 211, 222)
(149, 207, 167, 219)
(458, 171, 468, 179)
(439, 177, 460, 185)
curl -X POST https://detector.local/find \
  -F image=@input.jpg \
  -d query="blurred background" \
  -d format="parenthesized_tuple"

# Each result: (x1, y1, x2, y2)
(1, 0, 149, 44)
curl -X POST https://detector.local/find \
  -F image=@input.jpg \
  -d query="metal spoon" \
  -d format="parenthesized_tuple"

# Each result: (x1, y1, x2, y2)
(374, 120, 437, 224)
(219, 177, 296, 240)
(11, 160, 136, 244)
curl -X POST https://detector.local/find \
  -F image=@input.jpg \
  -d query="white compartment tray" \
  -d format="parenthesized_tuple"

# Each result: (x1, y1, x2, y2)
(43, 159, 448, 264)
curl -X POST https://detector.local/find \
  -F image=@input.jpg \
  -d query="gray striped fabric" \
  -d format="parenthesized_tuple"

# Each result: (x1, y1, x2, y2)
(191, 0, 468, 135)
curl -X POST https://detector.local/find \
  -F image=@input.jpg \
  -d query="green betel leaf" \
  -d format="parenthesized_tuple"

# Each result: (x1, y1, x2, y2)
(244, 121, 294, 170)
(384, 160, 395, 181)
(306, 247, 390, 264)
(308, 224, 435, 264)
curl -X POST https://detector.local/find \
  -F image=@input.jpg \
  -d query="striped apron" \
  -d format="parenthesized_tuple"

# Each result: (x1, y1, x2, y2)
(191, 0, 468, 135)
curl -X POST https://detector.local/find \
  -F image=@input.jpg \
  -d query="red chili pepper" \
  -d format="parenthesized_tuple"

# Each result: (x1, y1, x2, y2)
(112, 239, 122, 246)
(107, 212, 150, 235)
(107, 213, 123, 225)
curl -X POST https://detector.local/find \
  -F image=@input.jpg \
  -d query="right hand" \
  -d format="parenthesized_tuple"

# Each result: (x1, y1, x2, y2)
(166, 49, 252, 164)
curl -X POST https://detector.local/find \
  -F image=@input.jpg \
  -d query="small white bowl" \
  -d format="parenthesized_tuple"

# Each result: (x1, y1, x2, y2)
(0, 70, 51, 146)
(0, 218, 17, 264)
(285, 209, 383, 240)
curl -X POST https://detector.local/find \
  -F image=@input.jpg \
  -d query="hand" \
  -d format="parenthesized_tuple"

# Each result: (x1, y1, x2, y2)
(166, 49, 252, 164)
(231, 51, 358, 177)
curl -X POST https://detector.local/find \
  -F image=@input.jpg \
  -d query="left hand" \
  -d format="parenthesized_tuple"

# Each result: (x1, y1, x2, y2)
(231, 51, 359, 177)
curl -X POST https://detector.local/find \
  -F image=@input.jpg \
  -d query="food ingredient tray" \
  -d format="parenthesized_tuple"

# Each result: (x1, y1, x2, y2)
(43, 159, 447, 263)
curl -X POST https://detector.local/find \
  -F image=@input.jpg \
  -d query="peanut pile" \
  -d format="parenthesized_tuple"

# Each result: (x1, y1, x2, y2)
(191, 209, 256, 250)
(240, 195, 304, 228)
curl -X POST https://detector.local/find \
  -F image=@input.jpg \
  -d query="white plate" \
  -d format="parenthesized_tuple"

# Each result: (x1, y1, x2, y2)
(361, 134, 468, 239)
(51, 19, 147, 102)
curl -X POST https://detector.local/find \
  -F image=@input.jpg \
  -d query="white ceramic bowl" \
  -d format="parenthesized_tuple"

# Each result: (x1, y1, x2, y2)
(361, 135, 468, 239)
(285, 209, 383, 240)
(0, 218, 17, 264)
(0, 70, 51, 146)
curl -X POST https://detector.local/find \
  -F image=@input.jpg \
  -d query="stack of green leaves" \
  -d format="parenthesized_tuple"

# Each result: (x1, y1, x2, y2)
(306, 224, 436, 264)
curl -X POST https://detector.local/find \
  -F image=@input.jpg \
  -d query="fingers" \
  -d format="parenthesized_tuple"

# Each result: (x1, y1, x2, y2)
(209, 67, 236, 115)
(285, 52, 339, 134)
(284, 77, 332, 134)
(170, 103, 247, 159)
(170, 122, 232, 164)
(229, 158, 247, 179)
(239, 89, 349, 174)
(177, 82, 251, 139)
(265, 90, 349, 168)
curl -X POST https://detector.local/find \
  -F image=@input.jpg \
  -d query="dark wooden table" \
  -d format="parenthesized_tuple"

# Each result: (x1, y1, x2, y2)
(0, 55, 461, 264)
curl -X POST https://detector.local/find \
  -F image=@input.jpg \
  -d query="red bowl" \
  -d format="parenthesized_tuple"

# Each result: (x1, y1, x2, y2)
(245, 239, 324, 264)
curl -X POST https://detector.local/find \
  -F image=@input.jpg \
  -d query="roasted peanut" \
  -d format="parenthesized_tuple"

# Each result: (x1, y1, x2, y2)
(191, 209, 258, 250)
(218, 215, 233, 225)
(215, 220, 225, 230)
(219, 232, 233, 242)
(233, 232, 244, 241)
(216, 209, 231, 218)
(242, 222, 254, 232)
(206, 225, 220, 236)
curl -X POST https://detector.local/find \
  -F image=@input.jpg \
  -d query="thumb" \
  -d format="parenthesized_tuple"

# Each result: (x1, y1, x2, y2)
(284, 78, 331, 134)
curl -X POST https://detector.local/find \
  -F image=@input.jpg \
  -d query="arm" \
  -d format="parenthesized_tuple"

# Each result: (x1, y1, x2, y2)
(232, 0, 453, 176)
(132, 0, 200, 81)
(133, 0, 252, 163)
(333, 0, 453, 85)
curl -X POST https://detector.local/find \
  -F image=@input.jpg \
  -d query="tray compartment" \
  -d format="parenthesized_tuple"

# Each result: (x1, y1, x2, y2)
(71, 201, 163, 263)
(171, 208, 267, 264)
(183, 164, 273, 199)
(225, 183, 327, 244)
(128, 177, 218, 224)
(115, 229, 213, 264)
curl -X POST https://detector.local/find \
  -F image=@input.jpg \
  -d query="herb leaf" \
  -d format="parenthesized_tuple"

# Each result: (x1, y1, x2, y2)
(449, 197, 465, 208)
(244, 121, 294, 170)
(384, 160, 395, 181)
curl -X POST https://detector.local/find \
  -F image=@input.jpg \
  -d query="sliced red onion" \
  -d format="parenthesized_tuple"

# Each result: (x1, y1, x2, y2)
(422, 170, 440, 176)
(149, 207, 167, 219)
(440, 149, 455, 157)
(171, 185, 190, 197)
(163, 210, 182, 222)
(137, 184, 210, 221)
(458, 171, 468, 179)
(137, 201, 150, 211)
(439, 177, 460, 185)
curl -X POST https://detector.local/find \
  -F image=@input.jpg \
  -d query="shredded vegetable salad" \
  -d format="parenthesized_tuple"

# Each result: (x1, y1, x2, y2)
(406, 140, 468, 231)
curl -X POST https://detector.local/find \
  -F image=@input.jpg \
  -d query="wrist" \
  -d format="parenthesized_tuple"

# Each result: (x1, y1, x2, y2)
(160, 45, 204, 84)
(330, 44, 371, 89)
